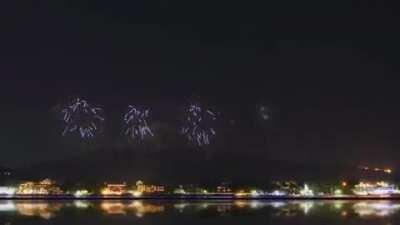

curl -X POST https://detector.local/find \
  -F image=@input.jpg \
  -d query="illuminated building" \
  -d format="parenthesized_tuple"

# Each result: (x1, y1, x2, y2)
(101, 183, 126, 196)
(353, 202, 400, 217)
(250, 190, 263, 197)
(74, 189, 90, 197)
(0, 187, 16, 196)
(135, 180, 165, 193)
(299, 184, 314, 197)
(16, 179, 63, 195)
(269, 190, 286, 196)
(217, 186, 232, 193)
(353, 181, 400, 196)
(235, 190, 249, 197)
(173, 186, 186, 194)
(334, 189, 343, 196)
(234, 189, 264, 198)
(384, 169, 392, 174)
(359, 166, 393, 174)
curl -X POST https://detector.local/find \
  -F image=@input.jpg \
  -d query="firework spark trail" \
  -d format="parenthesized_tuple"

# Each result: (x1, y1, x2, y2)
(61, 98, 104, 139)
(123, 105, 154, 141)
(181, 103, 217, 147)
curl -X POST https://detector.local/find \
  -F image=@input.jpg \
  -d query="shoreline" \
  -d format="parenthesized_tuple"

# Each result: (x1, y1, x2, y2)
(2, 195, 400, 201)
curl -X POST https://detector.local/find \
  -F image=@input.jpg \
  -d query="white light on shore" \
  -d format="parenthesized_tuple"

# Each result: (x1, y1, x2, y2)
(132, 191, 143, 197)
(0, 187, 16, 196)
(299, 184, 314, 197)
(74, 190, 90, 197)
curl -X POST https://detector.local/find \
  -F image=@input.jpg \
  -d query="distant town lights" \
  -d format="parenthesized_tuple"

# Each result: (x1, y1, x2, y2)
(250, 190, 260, 197)
(299, 184, 314, 197)
(384, 169, 392, 174)
(0, 187, 16, 196)
(334, 189, 343, 196)
(132, 191, 143, 197)
(359, 166, 393, 174)
(74, 190, 90, 197)
(270, 190, 286, 196)
(235, 190, 247, 197)
(353, 181, 400, 196)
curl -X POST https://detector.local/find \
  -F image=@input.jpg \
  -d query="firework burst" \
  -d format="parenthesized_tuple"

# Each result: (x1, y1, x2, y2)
(123, 105, 154, 141)
(60, 98, 104, 139)
(181, 103, 217, 147)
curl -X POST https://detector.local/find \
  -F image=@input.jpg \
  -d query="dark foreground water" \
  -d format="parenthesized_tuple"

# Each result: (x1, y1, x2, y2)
(0, 200, 399, 225)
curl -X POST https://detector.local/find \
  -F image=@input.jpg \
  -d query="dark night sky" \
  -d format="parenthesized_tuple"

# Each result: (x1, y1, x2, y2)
(1, 0, 400, 169)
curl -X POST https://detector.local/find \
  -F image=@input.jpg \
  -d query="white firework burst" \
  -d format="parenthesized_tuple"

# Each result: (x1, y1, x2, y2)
(60, 98, 104, 139)
(123, 105, 154, 141)
(181, 103, 217, 147)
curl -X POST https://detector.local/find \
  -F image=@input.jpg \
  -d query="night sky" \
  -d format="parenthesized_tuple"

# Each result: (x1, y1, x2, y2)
(1, 0, 400, 170)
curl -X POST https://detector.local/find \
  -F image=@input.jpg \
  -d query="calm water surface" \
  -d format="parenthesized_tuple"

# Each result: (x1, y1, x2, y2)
(0, 200, 399, 225)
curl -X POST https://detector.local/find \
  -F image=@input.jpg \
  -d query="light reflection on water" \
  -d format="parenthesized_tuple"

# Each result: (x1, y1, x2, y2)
(0, 200, 400, 221)
(15, 202, 62, 220)
(352, 201, 400, 217)
(100, 201, 165, 217)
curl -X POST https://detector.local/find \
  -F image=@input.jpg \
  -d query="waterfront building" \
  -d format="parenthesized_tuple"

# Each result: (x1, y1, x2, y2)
(217, 185, 232, 193)
(269, 190, 287, 196)
(102, 183, 127, 195)
(16, 179, 63, 195)
(0, 186, 16, 196)
(135, 180, 165, 193)
(173, 185, 186, 194)
(74, 189, 91, 197)
(353, 181, 400, 196)
(299, 184, 314, 197)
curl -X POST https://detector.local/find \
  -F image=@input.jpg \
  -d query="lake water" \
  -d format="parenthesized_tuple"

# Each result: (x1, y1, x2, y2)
(0, 200, 399, 225)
